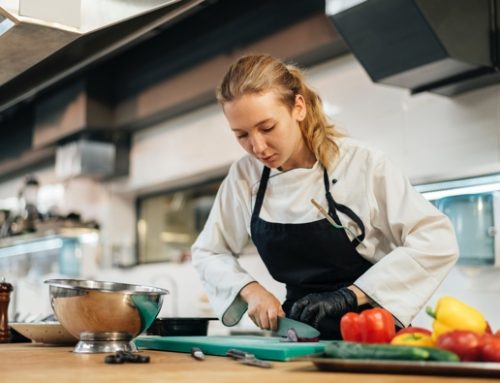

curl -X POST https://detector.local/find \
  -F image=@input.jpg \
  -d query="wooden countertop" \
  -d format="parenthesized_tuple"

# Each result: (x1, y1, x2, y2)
(0, 343, 493, 383)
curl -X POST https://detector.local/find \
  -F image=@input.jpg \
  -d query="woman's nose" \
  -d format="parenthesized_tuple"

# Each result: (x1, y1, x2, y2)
(250, 134, 267, 155)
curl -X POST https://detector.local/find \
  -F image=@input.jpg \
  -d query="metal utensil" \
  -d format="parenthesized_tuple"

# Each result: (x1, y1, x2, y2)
(226, 348, 273, 369)
(238, 358, 273, 368)
(191, 347, 205, 360)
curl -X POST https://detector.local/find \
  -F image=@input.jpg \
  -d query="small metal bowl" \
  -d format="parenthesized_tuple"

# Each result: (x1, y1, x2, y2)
(147, 317, 218, 336)
(45, 279, 168, 353)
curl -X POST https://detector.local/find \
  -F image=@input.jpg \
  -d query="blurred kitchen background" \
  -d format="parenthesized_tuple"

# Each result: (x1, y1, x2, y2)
(1, 0, 500, 332)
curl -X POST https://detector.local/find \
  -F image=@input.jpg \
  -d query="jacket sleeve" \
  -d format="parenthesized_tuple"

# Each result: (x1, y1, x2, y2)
(354, 155, 459, 327)
(191, 163, 255, 326)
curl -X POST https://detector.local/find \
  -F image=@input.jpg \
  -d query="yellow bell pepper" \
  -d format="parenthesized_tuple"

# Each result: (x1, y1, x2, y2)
(391, 332, 434, 347)
(426, 296, 487, 340)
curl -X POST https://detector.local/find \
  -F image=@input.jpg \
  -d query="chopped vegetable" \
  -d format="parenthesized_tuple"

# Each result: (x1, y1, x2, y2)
(287, 328, 299, 342)
(286, 328, 319, 342)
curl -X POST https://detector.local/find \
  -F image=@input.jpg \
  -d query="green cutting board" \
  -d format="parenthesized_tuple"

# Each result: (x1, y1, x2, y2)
(135, 335, 326, 361)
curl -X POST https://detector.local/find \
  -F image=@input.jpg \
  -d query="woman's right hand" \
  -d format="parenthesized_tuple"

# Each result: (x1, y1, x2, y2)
(239, 282, 285, 331)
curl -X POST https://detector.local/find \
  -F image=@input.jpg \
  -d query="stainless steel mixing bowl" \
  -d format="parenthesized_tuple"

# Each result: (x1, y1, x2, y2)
(44, 279, 169, 353)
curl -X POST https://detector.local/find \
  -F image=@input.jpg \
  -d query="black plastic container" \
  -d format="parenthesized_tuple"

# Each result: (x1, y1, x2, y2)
(147, 317, 218, 336)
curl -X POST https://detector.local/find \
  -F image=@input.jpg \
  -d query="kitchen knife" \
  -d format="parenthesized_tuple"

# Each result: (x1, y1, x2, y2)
(275, 317, 320, 339)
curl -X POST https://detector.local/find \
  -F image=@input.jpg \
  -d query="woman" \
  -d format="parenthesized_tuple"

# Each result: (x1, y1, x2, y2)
(192, 54, 458, 339)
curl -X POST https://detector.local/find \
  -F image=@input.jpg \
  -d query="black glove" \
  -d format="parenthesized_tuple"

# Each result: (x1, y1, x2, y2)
(289, 287, 358, 328)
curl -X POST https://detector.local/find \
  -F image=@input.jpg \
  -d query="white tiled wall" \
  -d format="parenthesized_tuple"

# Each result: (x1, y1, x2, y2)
(307, 55, 500, 183)
(2, 54, 500, 331)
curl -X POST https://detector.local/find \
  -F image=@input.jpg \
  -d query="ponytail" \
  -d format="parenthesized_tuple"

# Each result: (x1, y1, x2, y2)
(286, 66, 344, 169)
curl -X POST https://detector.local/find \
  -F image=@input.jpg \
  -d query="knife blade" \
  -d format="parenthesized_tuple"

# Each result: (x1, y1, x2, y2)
(274, 317, 320, 339)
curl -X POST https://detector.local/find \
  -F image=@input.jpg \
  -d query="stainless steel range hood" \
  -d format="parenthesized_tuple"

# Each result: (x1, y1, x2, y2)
(0, 0, 205, 113)
(328, 0, 500, 96)
(1, 2, 79, 87)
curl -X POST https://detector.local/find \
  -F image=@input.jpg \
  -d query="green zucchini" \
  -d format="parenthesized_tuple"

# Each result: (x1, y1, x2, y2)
(418, 347, 460, 362)
(325, 341, 430, 361)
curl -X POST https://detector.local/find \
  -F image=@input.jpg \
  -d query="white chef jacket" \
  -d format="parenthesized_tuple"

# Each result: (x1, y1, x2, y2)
(192, 137, 459, 327)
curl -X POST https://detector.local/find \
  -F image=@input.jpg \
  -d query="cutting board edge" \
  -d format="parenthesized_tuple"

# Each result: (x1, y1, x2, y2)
(134, 335, 326, 362)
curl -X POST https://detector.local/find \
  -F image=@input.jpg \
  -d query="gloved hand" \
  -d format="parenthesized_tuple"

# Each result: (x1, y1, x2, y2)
(289, 287, 358, 328)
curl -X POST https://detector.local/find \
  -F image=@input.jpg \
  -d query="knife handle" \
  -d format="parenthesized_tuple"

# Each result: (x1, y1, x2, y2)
(227, 348, 273, 369)
(226, 348, 254, 360)
(191, 347, 205, 361)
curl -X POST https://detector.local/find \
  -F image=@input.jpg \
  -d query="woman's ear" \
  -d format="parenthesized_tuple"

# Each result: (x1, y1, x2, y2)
(293, 94, 306, 122)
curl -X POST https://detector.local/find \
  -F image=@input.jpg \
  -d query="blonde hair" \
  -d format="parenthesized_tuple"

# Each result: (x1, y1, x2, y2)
(216, 54, 344, 168)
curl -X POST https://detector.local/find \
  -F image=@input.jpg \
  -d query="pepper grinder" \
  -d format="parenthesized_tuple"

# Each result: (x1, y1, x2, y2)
(0, 277, 13, 343)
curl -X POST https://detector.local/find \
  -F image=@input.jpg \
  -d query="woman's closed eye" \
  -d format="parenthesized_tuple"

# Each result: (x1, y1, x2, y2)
(235, 124, 274, 140)
(262, 124, 276, 133)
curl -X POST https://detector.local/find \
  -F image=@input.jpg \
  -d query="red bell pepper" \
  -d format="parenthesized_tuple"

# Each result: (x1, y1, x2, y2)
(340, 308, 396, 343)
(340, 312, 362, 342)
(436, 330, 482, 361)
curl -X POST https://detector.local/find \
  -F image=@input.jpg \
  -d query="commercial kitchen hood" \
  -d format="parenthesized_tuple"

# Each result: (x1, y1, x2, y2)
(328, 0, 500, 96)
(0, 0, 205, 114)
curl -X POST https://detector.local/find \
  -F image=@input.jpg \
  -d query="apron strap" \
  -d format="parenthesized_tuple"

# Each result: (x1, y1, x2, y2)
(333, 202, 366, 244)
(323, 168, 365, 245)
(252, 166, 271, 222)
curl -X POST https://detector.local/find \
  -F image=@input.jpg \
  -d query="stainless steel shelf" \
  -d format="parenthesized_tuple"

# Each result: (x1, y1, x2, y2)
(0, 227, 98, 259)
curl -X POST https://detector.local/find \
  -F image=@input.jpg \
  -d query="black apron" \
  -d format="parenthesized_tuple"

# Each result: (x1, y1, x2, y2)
(250, 166, 373, 339)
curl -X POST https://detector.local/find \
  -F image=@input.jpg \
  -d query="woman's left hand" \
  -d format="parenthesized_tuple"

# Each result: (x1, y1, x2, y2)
(289, 287, 358, 328)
